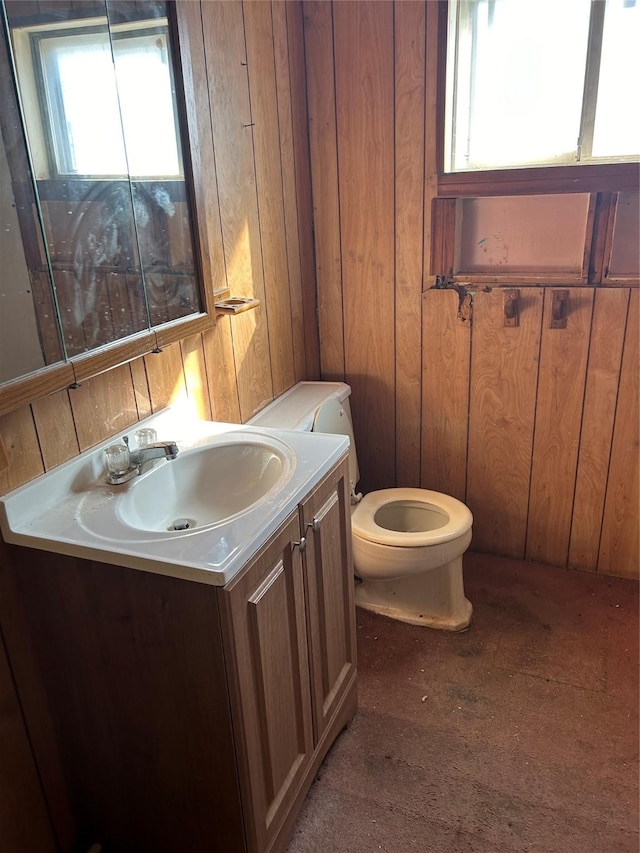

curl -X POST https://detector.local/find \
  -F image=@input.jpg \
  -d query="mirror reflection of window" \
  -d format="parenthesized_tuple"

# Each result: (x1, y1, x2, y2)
(1, 0, 201, 369)
(34, 22, 182, 178)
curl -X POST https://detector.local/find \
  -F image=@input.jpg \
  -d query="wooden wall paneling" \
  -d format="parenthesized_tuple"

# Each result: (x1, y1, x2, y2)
(430, 198, 457, 278)
(285, 0, 320, 379)
(568, 288, 629, 570)
(466, 287, 543, 557)
(202, 0, 274, 421)
(303, 0, 345, 380)
(526, 287, 595, 566)
(0, 631, 57, 852)
(142, 343, 187, 414)
(421, 288, 470, 502)
(0, 406, 44, 494)
(180, 333, 212, 421)
(244, 0, 296, 397)
(68, 364, 140, 452)
(334, 0, 396, 493)
(201, 323, 242, 424)
(0, 541, 76, 851)
(423, 0, 443, 286)
(598, 289, 639, 578)
(174, 0, 230, 300)
(31, 389, 80, 471)
(129, 357, 152, 421)
(394, 0, 425, 488)
(272, 0, 307, 385)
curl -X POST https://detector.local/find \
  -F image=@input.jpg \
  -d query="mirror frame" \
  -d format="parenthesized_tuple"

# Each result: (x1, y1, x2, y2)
(0, 0, 227, 417)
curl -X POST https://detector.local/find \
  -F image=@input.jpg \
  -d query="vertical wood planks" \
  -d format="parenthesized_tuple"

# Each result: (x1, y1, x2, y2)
(394, 1, 425, 487)
(303, 1, 345, 380)
(568, 288, 629, 570)
(467, 288, 543, 557)
(286, 0, 320, 379)
(272, 0, 307, 384)
(244, 0, 295, 396)
(421, 288, 470, 502)
(180, 334, 212, 421)
(143, 344, 187, 414)
(0, 407, 44, 494)
(31, 390, 80, 471)
(334, 0, 396, 492)
(598, 289, 639, 578)
(202, 322, 241, 424)
(68, 365, 139, 451)
(201, 0, 273, 420)
(526, 288, 595, 566)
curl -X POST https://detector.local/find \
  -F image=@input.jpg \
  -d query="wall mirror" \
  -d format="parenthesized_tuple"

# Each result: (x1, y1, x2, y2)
(0, 0, 214, 407)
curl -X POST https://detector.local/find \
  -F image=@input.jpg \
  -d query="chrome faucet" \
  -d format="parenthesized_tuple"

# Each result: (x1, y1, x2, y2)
(105, 436, 179, 485)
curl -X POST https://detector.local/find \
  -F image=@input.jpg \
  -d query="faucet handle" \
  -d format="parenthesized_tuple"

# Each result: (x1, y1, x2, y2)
(135, 428, 157, 448)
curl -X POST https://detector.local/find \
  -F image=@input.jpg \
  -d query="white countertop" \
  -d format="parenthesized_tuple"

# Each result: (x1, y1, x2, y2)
(0, 407, 349, 586)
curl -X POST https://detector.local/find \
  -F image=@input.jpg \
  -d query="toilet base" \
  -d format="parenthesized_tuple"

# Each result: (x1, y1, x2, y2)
(354, 557, 472, 631)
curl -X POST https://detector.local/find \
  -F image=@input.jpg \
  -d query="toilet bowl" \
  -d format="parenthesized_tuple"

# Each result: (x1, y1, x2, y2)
(249, 381, 473, 631)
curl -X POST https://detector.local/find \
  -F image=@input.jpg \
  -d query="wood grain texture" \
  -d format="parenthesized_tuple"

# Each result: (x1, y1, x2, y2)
(526, 288, 595, 566)
(394, 0, 425, 488)
(219, 512, 313, 853)
(5, 550, 245, 852)
(421, 288, 470, 502)
(423, 0, 442, 286)
(0, 539, 76, 851)
(300, 459, 356, 743)
(174, 0, 229, 301)
(244, 0, 296, 397)
(201, 321, 242, 424)
(303, 0, 345, 380)
(180, 333, 212, 420)
(568, 288, 629, 570)
(143, 343, 187, 414)
(598, 289, 639, 578)
(272, 0, 307, 384)
(334, 0, 396, 493)
(202, 0, 274, 421)
(467, 288, 543, 558)
(0, 633, 57, 853)
(68, 364, 139, 451)
(31, 389, 80, 471)
(286, 0, 320, 380)
(0, 406, 44, 494)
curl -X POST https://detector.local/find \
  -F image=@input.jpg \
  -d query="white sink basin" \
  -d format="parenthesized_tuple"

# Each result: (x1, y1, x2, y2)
(0, 408, 349, 585)
(118, 439, 289, 533)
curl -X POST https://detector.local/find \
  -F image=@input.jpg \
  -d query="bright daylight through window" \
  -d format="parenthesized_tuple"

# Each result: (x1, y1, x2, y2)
(17, 20, 181, 179)
(445, 0, 640, 172)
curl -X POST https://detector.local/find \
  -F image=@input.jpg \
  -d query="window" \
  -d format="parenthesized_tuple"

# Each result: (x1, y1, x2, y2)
(19, 19, 181, 178)
(445, 0, 640, 173)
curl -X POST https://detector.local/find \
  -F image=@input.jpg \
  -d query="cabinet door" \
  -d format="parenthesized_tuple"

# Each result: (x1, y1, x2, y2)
(219, 512, 313, 853)
(301, 458, 357, 743)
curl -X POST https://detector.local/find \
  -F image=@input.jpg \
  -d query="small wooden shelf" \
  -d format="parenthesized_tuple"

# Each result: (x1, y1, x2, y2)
(215, 297, 260, 316)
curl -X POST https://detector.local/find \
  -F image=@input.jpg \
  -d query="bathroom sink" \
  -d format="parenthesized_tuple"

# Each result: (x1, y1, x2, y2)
(0, 408, 349, 585)
(116, 438, 292, 533)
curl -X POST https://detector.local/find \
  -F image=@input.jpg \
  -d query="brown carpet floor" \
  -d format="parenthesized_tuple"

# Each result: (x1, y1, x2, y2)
(287, 552, 639, 853)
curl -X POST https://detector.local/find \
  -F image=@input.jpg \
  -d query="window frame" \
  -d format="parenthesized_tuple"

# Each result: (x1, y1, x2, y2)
(430, 1, 639, 288)
(435, 0, 640, 199)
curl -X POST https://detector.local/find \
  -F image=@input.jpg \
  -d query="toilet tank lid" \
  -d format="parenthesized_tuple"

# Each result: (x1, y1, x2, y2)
(248, 381, 351, 432)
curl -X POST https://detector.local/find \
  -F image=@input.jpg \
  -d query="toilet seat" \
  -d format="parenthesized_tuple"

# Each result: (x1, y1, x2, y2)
(351, 488, 473, 548)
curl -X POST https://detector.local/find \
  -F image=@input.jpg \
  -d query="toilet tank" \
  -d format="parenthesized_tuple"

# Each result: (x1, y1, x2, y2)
(248, 382, 360, 498)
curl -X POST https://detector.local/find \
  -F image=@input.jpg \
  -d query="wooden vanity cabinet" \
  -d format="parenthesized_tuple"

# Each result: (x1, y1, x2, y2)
(219, 456, 357, 853)
(1, 456, 356, 853)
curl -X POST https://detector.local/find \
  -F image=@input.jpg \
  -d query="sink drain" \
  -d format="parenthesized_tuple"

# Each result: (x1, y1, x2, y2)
(169, 517, 196, 531)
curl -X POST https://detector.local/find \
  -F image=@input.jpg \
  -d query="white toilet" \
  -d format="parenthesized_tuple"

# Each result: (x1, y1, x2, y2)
(249, 381, 473, 631)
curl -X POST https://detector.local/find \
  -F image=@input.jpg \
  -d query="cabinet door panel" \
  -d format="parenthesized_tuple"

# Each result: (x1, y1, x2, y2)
(220, 513, 313, 853)
(302, 459, 357, 742)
